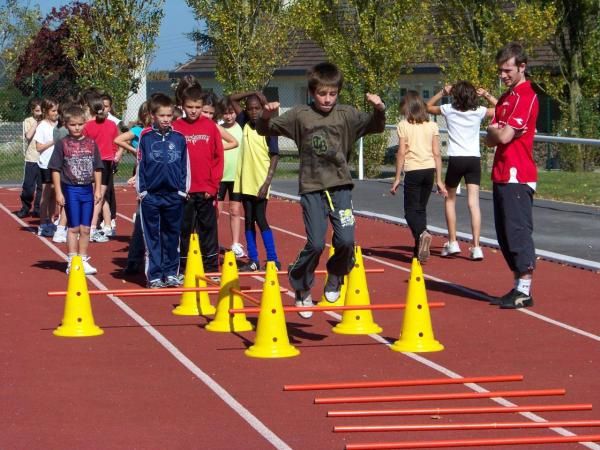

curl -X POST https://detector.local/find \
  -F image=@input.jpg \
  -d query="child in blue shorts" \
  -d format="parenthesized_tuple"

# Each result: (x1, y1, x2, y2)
(49, 105, 104, 274)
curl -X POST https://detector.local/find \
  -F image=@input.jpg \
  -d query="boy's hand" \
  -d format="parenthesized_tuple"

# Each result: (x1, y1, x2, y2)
(94, 189, 103, 204)
(256, 91, 268, 105)
(442, 84, 453, 96)
(257, 182, 270, 199)
(261, 102, 280, 120)
(366, 93, 385, 111)
(127, 175, 136, 186)
(56, 193, 65, 207)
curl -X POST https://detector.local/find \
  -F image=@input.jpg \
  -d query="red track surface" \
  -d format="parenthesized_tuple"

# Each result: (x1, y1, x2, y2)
(1, 185, 599, 450)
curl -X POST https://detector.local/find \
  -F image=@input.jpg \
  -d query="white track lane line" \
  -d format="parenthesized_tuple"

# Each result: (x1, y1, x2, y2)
(184, 207, 600, 449)
(2, 203, 291, 450)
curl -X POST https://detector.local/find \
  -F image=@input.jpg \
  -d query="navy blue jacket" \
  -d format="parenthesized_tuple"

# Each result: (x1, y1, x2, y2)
(136, 125, 189, 198)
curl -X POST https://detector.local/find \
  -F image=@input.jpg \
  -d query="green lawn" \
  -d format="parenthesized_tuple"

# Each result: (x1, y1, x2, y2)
(1, 150, 597, 206)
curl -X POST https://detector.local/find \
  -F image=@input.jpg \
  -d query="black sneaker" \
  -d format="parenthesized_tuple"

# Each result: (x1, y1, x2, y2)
(499, 289, 534, 309)
(490, 289, 514, 305)
(15, 208, 30, 218)
(240, 260, 260, 272)
(31, 210, 40, 218)
(324, 273, 343, 303)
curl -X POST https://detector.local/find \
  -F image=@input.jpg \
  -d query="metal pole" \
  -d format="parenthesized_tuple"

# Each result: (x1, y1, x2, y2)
(358, 137, 364, 180)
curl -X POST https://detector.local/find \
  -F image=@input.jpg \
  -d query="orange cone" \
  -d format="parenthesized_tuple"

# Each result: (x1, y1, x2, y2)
(245, 261, 299, 358)
(54, 256, 103, 337)
(173, 233, 216, 316)
(318, 245, 347, 307)
(205, 251, 253, 332)
(390, 258, 444, 353)
(332, 246, 382, 335)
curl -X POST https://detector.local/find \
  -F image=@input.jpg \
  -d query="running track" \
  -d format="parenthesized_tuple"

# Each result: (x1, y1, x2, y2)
(1, 185, 599, 450)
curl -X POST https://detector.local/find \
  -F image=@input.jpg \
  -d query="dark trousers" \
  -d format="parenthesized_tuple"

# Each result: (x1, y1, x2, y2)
(140, 192, 184, 281)
(288, 187, 355, 292)
(19, 162, 42, 213)
(180, 193, 219, 272)
(493, 183, 536, 274)
(403, 169, 434, 254)
(127, 204, 145, 267)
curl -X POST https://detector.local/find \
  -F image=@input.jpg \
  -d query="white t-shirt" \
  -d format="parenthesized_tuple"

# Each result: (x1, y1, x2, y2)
(440, 104, 487, 157)
(33, 120, 56, 169)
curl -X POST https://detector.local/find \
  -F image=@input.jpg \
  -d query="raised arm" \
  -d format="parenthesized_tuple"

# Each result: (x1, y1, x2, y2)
(229, 91, 259, 115)
(477, 88, 498, 118)
(426, 85, 451, 115)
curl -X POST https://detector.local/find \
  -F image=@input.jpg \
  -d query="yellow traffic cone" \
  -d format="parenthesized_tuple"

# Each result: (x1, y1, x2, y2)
(245, 261, 299, 358)
(54, 255, 103, 337)
(390, 258, 444, 353)
(332, 246, 382, 335)
(173, 233, 216, 316)
(205, 251, 253, 333)
(318, 245, 347, 307)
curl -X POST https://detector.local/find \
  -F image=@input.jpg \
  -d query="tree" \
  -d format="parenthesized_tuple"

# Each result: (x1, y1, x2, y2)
(431, 0, 557, 93)
(0, 0, 41, 81)
(63, 0, 164, 112)
(186, 0, 303, 92)
(13, 3, 89, 101)
(543, 0, 600, 171)
(302, 0, 434, 177)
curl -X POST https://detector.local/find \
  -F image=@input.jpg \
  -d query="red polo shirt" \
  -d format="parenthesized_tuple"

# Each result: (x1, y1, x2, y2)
(491, 80, 539, 184)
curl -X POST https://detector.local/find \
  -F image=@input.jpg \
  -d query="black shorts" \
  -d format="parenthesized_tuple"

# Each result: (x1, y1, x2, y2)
(445, 156, 481, 188)
(40, 168, 53, 184)
(217, 181, 241, 202)
(101, 161, 114, 186)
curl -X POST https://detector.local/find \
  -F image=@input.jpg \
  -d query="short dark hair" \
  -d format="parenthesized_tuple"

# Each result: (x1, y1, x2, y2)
(149, 93, 174, 114)
(28, 98, 42, 112)
(180, 86, 203, 103)
(400, 90, 429, 124)
(101, 93, 113, 105)
(41, 98, 59, 116)
(307, 62, 343, 92)
(62, 105, 86, 123)
(451, 81, 479, 112)
(220, 96, 235, 113)
(496, 42, 528, 66)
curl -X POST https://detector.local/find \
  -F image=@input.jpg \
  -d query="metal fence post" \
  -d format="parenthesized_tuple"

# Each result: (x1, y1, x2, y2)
(358, 136, 364, 180)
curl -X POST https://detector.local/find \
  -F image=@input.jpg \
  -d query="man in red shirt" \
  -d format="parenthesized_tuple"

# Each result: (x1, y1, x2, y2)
(173, 86, 224, 273)
(485, 42, 539, 309)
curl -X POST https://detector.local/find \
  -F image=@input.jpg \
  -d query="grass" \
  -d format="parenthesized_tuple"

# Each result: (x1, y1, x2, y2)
(479, 170, 600, 206)
(1, 151, 598, 206)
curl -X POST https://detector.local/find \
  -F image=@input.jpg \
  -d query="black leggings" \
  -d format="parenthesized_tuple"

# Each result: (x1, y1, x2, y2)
(241, 194, 269, 232)
(403, 168, 434, 241)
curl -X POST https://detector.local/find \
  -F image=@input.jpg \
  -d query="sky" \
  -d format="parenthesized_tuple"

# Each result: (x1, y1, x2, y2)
(34, 0, 198, 71)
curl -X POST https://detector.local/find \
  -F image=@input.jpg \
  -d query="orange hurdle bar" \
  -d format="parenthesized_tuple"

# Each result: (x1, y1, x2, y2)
(48, 286, 220, 296)
(284, 374, 523, 391)
(229, 302, 445, 314)
(345, 434, 600, 449)
(335, 419, 600, 433)
(203, 268, 385, 277)
(115, 287, 262, 298)
(314, 388, 566, 404)
(327, 403, 593, 418)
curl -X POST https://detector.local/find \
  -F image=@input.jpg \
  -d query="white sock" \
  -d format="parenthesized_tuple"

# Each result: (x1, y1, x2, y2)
(516, 278, 532, 296)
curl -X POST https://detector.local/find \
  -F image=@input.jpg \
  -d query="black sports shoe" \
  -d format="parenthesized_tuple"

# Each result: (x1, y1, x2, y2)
(490, 289, 514, 305)
(15, 208, 29, 218)
(31, 209, 40, 218)
(240, 260, 260, 272)
(499, 289, 534, 309)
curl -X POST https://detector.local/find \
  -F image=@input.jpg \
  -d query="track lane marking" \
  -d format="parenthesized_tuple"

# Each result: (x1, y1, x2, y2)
(2, 203, 291, 450)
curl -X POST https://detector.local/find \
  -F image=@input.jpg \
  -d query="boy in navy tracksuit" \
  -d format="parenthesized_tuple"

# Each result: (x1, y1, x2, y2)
(137, 94, 188, 288)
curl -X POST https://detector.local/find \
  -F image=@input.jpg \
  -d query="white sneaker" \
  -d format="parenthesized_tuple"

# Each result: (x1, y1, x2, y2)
(90, 229, 109, 243)
(82, 256, 97, 275)
(441, 241, 461, 257)
(231, 242, 246, 258)
(295, 290, 314, 319)
(324, 274, 343, 303)
(102, 226, 113, 237)
(470, 246, 484, 260)
(52, 226, 67, 243)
